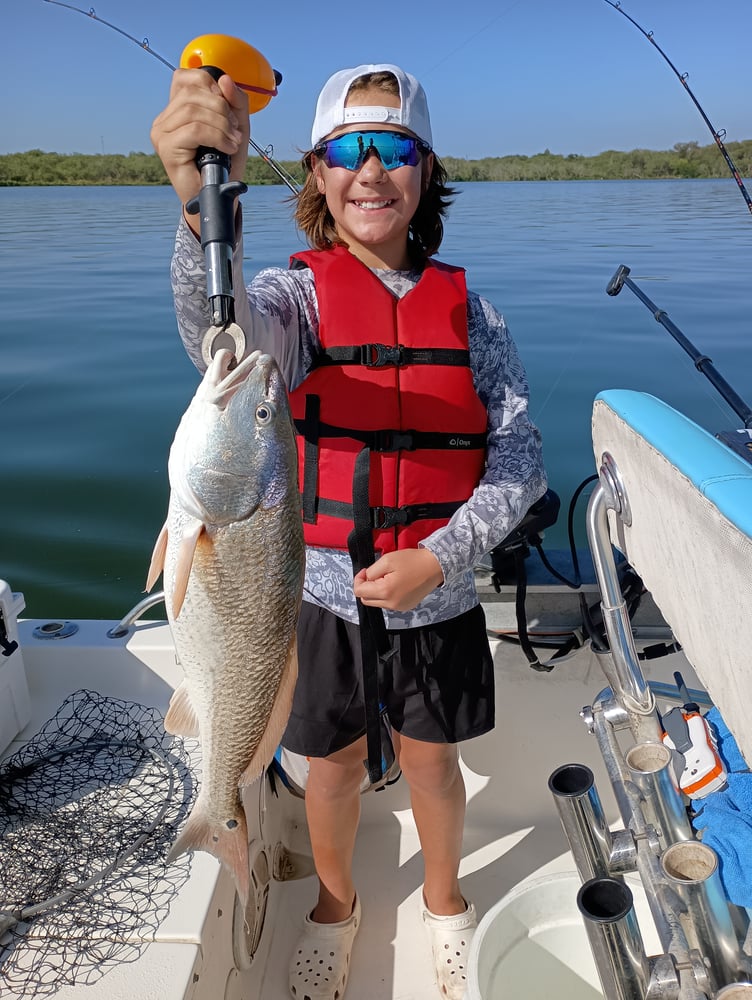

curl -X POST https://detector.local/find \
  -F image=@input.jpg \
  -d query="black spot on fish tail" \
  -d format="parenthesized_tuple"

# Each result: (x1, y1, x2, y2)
(167, 799, 251, 906)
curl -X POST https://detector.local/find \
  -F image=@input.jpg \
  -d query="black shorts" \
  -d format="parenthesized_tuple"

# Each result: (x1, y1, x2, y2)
(281, 602, 495, 758)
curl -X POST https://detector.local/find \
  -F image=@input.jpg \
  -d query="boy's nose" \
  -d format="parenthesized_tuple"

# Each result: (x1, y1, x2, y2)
(357, 147, 387, 178)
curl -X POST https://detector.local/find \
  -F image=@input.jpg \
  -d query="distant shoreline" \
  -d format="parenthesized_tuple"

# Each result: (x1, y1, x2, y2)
(1, 141, 750, 186)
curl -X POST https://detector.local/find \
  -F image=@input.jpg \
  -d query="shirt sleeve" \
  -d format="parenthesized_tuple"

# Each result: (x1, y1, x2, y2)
(419, 291, 548, 584)
(170, 213, 317, 390)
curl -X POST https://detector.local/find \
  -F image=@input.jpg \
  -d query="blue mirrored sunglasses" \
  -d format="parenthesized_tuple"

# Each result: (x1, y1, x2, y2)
(312, 131, 432, 171)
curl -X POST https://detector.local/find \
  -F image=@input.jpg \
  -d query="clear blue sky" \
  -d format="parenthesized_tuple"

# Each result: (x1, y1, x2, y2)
(4, 0, 750, 160)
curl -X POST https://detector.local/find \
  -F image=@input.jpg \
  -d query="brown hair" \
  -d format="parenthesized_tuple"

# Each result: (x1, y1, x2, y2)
(293, 72, 456, 266)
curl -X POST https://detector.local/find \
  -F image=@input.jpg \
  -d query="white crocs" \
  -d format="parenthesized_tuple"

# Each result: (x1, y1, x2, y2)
(420, 895, 477, 1000)
(289, 895, 361, 1000)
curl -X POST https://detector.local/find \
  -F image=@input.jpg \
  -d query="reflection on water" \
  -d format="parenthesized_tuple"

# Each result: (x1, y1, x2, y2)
(1, 180, 750, 617)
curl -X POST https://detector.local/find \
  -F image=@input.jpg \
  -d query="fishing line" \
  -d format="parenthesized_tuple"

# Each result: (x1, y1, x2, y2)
(530, 346, 583, 423)
(42, 0, 300, 194)
(602, 0, 752, 217)
(419, 0, 527, 79)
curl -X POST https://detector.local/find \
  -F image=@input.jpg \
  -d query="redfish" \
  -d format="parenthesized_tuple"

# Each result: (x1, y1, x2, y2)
(147, 349, 304, 904)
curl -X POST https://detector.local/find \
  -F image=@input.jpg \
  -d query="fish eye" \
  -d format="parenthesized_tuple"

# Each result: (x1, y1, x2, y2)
(255, 400, 277, 425)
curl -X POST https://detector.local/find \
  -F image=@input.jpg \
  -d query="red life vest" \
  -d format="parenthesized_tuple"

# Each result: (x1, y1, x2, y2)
(288, 246, 487, 555)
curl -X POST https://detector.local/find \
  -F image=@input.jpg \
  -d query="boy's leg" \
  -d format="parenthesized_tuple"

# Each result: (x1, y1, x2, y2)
(305, 735, 368, 922)
(289, 738, 366, 1000)
(397, 733, 475, 1000)
(395, 733, 467, 915)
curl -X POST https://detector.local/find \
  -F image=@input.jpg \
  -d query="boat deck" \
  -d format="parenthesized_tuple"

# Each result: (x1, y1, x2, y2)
(1, 568, 697, 1000)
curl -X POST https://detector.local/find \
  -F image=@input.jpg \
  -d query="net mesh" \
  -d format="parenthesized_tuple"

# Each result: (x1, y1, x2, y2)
(0, 689, 198, 997)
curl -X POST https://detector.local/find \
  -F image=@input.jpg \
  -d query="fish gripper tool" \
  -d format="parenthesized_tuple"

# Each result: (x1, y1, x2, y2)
(201, 321, 247, 368)
(185, 65, 248, 364)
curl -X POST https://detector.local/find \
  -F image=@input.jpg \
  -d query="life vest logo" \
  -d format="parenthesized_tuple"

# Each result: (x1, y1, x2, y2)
(449, 437, 471, 447)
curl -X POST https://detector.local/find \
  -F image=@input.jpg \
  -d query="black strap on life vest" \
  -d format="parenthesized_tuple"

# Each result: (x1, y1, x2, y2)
(314, 344, 471, 369)
(347, 447, 396, 785)
(312, 496, 463, 528)
(301, 394, 320, 525)
(297, 394, 486, 526)
(294, 416, 486, 454)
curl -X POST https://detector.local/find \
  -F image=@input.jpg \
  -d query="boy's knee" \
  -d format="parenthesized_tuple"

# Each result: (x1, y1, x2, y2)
(399, 743, 460, 796)
(307, 740, 368, 798)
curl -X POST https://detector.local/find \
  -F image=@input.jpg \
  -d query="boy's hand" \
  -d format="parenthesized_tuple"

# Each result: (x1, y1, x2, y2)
(353, 549, 444, 612)
(151, 69, 250, 215)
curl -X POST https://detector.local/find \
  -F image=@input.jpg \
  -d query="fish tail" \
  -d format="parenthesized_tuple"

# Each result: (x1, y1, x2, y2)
(168, 800, 250, 906)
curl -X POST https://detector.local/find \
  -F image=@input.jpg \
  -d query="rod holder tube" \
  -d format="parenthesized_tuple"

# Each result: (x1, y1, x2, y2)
(716, 986, 752, 998)
(549, 764, 618, 881)
(661, 842, 743, 991)
(591, 700, 705, 989)
(624, 742, 693, 847)
(577, 877, 651, 1000)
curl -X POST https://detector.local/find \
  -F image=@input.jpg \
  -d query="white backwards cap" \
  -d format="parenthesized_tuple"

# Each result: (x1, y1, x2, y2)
(311, 64, 433, 149)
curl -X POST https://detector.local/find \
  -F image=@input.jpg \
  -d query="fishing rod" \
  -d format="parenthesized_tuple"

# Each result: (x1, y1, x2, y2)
(42, 0, 300, 194)
(602, 0, 752, 217)
(607, 264, 752, 443)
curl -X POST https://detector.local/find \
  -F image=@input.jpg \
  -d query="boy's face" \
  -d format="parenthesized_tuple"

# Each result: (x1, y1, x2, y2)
(313, 88, 433, 270)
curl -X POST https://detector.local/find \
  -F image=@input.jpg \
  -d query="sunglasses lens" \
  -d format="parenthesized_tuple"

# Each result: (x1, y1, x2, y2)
(316, 132, 425, 171)
(324, 134, 365, 169)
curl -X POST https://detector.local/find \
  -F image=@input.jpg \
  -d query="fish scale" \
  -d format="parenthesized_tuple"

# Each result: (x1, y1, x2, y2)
(172, 521, 299, 799)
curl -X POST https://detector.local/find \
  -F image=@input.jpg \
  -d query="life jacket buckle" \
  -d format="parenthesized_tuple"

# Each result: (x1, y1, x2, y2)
(373, 430, 415, 452)
(361, 343, 403, 367)
(371, 506, 410, 529)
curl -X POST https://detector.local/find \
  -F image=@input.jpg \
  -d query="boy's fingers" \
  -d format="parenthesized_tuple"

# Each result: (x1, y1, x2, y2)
(218, 74, 250, 117)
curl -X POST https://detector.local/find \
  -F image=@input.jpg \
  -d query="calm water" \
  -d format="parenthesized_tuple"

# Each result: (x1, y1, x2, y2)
(1, 180, 750, 619)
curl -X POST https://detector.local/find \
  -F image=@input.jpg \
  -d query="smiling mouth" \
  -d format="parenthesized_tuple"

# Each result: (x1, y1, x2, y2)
(352, 200, 395, 210)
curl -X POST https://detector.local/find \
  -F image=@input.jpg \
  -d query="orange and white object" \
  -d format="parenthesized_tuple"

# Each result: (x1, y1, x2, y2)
(662, 708, 728, 799)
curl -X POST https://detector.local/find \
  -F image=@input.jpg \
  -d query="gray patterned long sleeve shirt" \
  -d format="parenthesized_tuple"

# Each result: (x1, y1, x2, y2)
(171, 215, 547, 628)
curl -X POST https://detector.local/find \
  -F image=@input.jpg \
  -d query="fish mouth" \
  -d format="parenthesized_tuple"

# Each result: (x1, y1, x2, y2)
(203, 349, 271, 408)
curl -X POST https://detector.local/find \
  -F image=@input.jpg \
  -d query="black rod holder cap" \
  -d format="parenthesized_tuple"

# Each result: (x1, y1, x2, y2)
(606, 264, 631, 296)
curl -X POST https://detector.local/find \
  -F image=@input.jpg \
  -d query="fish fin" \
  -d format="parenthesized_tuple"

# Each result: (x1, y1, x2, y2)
(167, 795, 250, 907)
(145, 522, 169, 592)
(164, 680, 201, 738)
(240, 637, 299, 787)
(172, 519, 205, 619)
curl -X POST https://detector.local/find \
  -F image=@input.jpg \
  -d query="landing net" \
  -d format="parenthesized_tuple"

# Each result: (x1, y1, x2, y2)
(0, 689, 198, 997)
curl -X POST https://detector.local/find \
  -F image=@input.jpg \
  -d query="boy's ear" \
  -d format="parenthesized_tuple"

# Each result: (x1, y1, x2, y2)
(314, 161, 326, 195)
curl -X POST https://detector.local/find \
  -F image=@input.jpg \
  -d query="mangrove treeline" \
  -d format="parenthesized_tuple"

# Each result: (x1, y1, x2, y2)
(2, 140, 751, 187)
